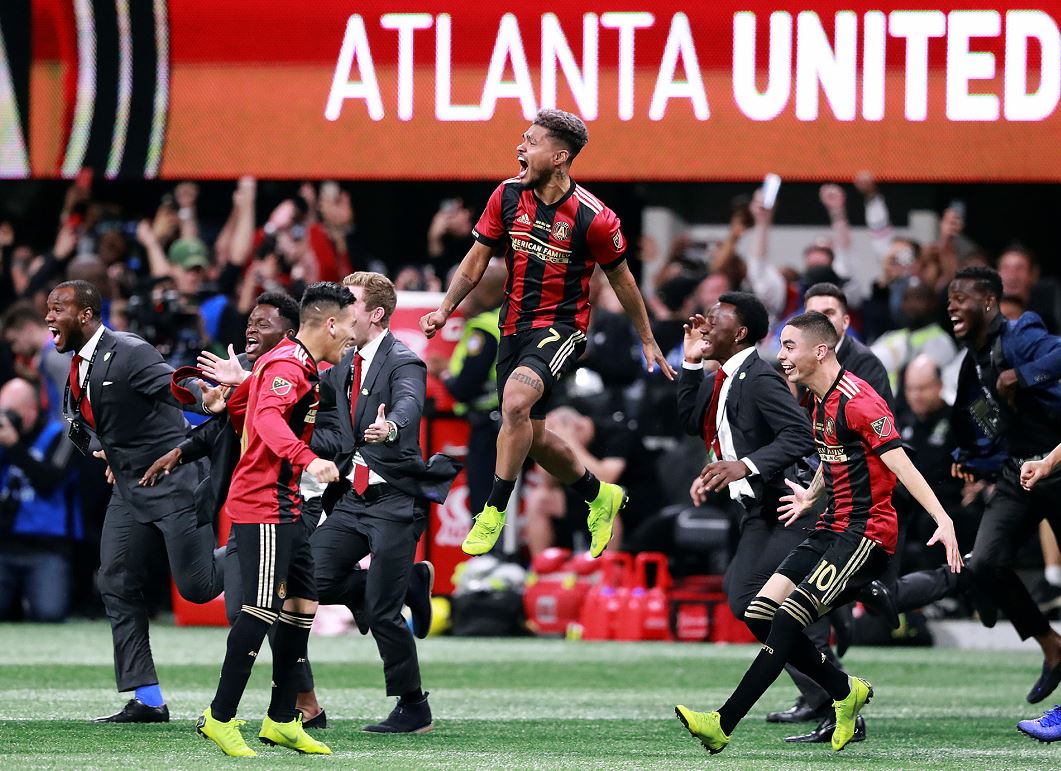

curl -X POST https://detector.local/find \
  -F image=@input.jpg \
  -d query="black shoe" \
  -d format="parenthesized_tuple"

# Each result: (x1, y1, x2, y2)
(92, 698, 170, 724)
(1033, 580, 1061, 616)
(363, 692, 433, 734)
(959, 559, 998, 628)
(832, 604, 854, 658)
(784, 714, 866, 743)
(859, 580, 900, 630)
(407, 561, 435, 640)
(347, 602, 370, 636)
(766, 696, 831, 724)
(301, 708, 327, 729)
(1026, 659, 1061, 704)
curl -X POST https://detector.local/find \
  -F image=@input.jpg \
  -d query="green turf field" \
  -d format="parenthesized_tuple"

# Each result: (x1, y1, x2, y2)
(0, 621, 1054, 769)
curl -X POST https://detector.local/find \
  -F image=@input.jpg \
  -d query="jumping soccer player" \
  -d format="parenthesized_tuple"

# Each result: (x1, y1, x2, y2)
(195, 283, 352, 757)
(675, 310, 962, 755)
(420, 108, 674, 558)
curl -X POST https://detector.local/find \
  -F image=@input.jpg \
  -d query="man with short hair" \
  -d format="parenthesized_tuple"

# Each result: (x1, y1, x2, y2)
(421, 108, 673, 559)
(195, 282, 353, 757)
(675, 310, 961, 755)
(312, 272, 460, 734)
(44, 279, 225, 723)
(948, 265, 1061, 703)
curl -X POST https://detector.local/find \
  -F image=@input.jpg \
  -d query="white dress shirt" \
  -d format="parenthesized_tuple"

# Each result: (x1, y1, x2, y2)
(75, 324, 107, 402)
(348, 330, 390, 486)
(683, 346, 760, 501)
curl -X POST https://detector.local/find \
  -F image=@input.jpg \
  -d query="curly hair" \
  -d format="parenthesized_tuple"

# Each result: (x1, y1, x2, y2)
(533, 109, 589, 160)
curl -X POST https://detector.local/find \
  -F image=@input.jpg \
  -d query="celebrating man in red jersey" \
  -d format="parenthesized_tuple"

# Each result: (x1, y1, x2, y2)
(675, 310, 962, 756)
(421, 108, 674, 559)
(196, 282, 353, 758)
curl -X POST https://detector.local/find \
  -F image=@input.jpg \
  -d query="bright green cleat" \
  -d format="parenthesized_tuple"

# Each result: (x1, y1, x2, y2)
(259, 714, 332, 754)
(462, 505, 506, 555)
(587, 483, 627, 558)
(832, 676, 873, 751)
(196, 707, 256, 757)
(674, 705, 730, 754)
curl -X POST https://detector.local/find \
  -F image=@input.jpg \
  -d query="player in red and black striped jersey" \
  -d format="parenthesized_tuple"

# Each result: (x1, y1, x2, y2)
(675, 311, 962, 756)
(197, 283, 353, 757)
(421, 109, 674, 559)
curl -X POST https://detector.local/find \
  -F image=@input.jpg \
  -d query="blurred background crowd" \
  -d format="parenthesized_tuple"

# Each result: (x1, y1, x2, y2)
(1, 173, 1059, 636)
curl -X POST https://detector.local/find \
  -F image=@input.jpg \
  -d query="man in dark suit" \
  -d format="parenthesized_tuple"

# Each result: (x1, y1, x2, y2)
(311, 272, 459, 734)
(677, 292, 815, 620)
(44, 279, 223, 723)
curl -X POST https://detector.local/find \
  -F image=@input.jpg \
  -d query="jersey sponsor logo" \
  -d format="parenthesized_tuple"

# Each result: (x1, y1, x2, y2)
(816, 442, 848, 463)
(871, 416, 893, 438)
(271, 376, 292, 396)
(533, 219, 552, 231)
(824, 416, 835, 435)
(509, 233, 571, 264)
(305, 408, 317, 424)
(552, 220, 571, 241)
(612, 230, 624, 250)
(516, 212, 531, 226)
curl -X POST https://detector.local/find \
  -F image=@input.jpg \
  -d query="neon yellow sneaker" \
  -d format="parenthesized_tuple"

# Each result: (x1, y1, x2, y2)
(832, 676, 873, 751)
(258, 714, 332, 754)
(462, 505, 505, 555)
(674, 705, 730, 754)
(587, 483, 627, 558)
(196, 706, 256, 757)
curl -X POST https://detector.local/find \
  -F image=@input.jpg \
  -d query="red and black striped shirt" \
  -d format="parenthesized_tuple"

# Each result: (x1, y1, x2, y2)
(812, 369, 900, 553)
(472, 178, 626, 336)
(225, 337, 320, 525)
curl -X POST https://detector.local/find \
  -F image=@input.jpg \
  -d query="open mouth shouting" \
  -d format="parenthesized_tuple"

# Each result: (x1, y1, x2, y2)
(517, 154, 528, 180)
(950, 314, 968, 338)
(245, 332, 261, 356)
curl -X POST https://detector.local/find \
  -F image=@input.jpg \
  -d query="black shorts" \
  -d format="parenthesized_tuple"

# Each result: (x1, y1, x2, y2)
(776, 528, 889, 614)
(497, 325, 587, 419)
(232, 521, 318, 610)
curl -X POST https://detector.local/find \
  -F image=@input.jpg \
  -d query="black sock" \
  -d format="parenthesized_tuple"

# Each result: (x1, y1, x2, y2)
(717, 601, 849, 735)
(570, 470, 601, 502)
(268, 611, 315, 723)
(211, 610, 273, 722)
(399, 688, 424, 705)
(486, 476, 516, 510)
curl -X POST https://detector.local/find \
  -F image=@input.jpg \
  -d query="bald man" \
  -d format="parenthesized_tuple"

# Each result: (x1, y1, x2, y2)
(0, 378, 82, 622)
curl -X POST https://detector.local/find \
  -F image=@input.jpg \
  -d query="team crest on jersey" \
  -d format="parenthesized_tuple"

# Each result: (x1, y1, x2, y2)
(516, 213, 531, 226)
(871, 416, 893, 438)
(276, 580, 287, 600)
(824, 416, 835, 435)
(271, 376, 292, 396)
(612, 231, 624, 250)
(552, 220, 571, 241)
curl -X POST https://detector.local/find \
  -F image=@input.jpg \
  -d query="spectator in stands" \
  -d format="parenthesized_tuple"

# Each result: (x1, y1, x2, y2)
(0, 303, 66, 422)
(871, 282, 958, 397)
(318, 181, 373, 274)
(0, 378, 82, 621)
(998, 247, 1061, 333)
(427, 197, 475, 278)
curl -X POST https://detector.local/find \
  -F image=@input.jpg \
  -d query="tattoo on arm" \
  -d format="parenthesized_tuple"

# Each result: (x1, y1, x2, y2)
(511, 371, 543, 392)
(806, 463, 826, 504)
(442, 273, 476, 315)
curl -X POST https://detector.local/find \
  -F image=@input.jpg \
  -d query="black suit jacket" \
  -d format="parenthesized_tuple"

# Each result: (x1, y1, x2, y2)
(67, 327, 195, 522)
(677, 350, 814, 504)
(312, 333, 460, 519)
(837, 335, 894, 408)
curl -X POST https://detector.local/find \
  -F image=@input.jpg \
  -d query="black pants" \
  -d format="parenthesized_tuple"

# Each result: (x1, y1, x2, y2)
(97, 491, 224, 692)
(312, 486, 426, 696)
(723, 501, 847, 711)
(968, 463, 1061, 640)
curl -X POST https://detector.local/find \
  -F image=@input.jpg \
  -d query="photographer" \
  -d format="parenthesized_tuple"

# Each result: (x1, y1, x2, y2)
(0, 378, 82, 622)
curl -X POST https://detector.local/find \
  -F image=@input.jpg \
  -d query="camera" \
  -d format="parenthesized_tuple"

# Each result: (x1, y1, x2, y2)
(0, 409, 22, 435)
(126, 285, 203, 366)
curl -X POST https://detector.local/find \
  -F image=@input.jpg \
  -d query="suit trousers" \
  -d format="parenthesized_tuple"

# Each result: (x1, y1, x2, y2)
(312, 486, 426, 696)
(97, 489, 224, 691)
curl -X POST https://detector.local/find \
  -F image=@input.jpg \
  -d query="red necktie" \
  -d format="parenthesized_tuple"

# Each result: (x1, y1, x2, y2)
(350, 353, 369, 494)
(69, 354, 95, 428)
(702, 368, 728, 459)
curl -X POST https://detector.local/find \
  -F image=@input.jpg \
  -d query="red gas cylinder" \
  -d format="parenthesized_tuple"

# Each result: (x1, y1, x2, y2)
(636, 552, 673, 641)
